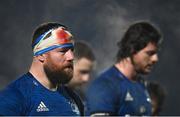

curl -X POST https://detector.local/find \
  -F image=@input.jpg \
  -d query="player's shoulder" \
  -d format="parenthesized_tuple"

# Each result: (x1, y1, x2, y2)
(0, 73, 34, 115)
(1, 72, 36, 97)
(88, 66, 123, 93)
(95, 66, 124, 84)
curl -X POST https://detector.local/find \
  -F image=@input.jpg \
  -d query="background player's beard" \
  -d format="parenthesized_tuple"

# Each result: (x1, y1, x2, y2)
(130, 56, 150, 75)
(44, 65, 73, 87)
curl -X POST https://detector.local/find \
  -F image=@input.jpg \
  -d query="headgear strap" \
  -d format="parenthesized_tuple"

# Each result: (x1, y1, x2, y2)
(33, 27, 73, 56)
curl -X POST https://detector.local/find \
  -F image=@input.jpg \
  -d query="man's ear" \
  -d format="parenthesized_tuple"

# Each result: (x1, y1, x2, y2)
(36, 54, 46, 62)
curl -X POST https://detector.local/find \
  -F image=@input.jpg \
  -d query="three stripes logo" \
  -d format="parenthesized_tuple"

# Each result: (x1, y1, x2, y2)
(36, 101, 49, 112)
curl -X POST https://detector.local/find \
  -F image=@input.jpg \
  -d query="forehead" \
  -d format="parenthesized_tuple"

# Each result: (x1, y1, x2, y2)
(75, 58, 94, 69)
(140, 42, 158, 52)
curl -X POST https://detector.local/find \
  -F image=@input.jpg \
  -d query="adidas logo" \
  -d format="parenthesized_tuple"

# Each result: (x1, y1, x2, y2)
(36, 101, 49, 112)
(125, 92, 134, 101)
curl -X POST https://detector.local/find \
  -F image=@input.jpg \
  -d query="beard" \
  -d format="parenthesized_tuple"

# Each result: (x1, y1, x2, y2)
(130, 57, 150, 75)
(44, 64, 73, 87)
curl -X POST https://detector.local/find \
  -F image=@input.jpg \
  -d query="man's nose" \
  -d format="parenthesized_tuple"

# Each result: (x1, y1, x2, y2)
(151, 54, 158, 63)
(82, 75, 90, 83)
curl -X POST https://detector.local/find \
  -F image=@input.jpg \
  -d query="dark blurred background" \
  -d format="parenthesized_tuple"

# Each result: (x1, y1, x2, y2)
(0, 0, 179, 115)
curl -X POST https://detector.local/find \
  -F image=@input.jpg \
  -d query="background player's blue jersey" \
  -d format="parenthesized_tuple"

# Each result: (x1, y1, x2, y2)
(86, 66, 152, 116)
(0, 72, 83, 116)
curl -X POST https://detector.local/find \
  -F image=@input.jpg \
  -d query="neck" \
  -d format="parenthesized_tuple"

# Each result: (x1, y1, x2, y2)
(115, 57, 137, 81)
(67, 80, 76, 89)
(29, 58, 57, 91)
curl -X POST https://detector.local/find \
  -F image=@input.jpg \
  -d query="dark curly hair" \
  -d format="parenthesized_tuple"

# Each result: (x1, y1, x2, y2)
(116, 21, 162, 62)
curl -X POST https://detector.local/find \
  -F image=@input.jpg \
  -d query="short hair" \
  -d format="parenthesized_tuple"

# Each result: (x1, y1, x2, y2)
(31, 22, 67, 50)
(147, 81, 166, 115)
(116, 21, 162, 61)
(74, 41, 95, 61)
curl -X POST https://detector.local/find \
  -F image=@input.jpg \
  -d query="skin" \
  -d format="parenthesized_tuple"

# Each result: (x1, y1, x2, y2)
(151, 96, 159, 116)
(29, 47, 74, 91)
(69, 57, 94, 88)
(43, 47, 74, 86)
(131, 42, 159, 75)
(115, 42, 159, 81)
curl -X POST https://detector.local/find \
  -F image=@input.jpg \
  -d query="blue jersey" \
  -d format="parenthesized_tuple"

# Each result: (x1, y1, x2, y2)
(86, 66, 152, 116)
(0, 72, 83, 116)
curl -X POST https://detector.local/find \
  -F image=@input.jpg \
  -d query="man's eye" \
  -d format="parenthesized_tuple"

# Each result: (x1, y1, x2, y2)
(146, 51, 157, 56)
(80, 70, 90, 74)
(71, 48, 74, 52)
(59, 50, 68, 53)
